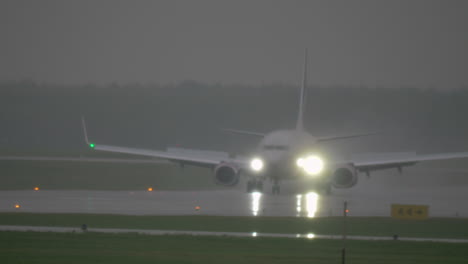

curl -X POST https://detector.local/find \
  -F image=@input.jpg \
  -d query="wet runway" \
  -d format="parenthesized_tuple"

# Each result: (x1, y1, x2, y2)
(2, 167, 468, 218)
(2, 225, 467, 243)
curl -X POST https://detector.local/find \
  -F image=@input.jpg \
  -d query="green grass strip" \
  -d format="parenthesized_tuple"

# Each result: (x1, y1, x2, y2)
(1, 231, 467, 264)
(1, 213, 467, 239)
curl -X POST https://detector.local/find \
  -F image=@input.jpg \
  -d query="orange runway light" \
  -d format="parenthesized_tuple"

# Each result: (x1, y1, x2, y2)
(34, 187, 40, 191)
(15, 204, 21, 209)
(147, 187, 153, 192)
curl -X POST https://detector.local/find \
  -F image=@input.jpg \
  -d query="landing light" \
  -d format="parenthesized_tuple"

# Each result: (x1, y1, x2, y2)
(297, 155, 324, 175)
(250, 158, 264, 172)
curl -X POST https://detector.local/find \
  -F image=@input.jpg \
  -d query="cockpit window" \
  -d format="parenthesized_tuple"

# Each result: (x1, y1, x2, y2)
(263, 145, 289, 151)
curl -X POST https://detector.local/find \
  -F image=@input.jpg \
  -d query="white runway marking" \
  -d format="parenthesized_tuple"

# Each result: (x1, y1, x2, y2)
(1, 225, 467, 243)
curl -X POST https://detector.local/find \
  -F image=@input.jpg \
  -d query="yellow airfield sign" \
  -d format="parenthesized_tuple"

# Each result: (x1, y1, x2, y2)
(391, 204, 429, 220)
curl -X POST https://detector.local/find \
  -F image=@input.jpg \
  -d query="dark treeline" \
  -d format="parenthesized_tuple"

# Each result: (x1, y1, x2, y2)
(1, 81, 468, 157)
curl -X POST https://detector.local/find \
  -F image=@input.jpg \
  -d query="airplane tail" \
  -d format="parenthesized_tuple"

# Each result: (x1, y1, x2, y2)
(296, 49, 308, 131)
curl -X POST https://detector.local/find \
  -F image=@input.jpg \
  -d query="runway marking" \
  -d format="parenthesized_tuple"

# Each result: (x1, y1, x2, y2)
(1, 225, 467, 243)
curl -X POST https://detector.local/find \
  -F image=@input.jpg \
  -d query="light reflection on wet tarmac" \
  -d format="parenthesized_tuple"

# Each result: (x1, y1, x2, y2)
(1, 181, 468, 218)
(1, 225, 467, 243)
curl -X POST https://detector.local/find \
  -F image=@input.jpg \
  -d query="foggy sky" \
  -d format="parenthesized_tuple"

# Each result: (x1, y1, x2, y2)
(1, 0, 468, 88)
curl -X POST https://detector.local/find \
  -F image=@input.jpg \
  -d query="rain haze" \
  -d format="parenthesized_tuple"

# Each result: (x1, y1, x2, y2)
(1, 0, 468, 88)
(1, 1, 468, 262)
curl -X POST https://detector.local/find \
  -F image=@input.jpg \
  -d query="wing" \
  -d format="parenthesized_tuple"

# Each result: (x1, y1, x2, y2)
(349, 151, 468, 175)
(0, 156, 168, 164)
(80, 116, 248, 169)
(0, 146, 249, 170)
(91, 144, 247, 169)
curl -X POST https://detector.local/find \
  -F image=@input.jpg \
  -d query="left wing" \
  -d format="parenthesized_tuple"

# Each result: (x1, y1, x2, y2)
(350, 151, 468, 175)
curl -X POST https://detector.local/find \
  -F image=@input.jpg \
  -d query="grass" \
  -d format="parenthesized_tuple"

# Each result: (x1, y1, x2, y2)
(1, 231, 467, 264)
(0, 160, 219, 190)
(1, 213, 467, 239)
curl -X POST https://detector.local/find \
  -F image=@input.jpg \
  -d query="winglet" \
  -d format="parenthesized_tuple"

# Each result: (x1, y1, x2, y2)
(81, 116, 93, 147)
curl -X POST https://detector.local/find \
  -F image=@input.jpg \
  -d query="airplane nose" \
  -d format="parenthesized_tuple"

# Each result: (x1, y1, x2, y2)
(263, 151, 285, 164)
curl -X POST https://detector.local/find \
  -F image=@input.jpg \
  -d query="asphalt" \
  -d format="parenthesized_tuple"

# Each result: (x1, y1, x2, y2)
(1, 162, 468, 217)
(1, 225, 467, 243)
(1, 179, 467, 218)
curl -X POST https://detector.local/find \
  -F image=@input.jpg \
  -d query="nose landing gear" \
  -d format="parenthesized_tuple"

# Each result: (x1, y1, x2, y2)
(272, 179, 280, 195)
(246, 178, 281, 195)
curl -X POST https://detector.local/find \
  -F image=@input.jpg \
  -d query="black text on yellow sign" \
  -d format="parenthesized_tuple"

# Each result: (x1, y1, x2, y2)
(391, 204, 429, 220)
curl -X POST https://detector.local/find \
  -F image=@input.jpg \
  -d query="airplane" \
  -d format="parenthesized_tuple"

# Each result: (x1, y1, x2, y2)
(74, 49, 468, 195)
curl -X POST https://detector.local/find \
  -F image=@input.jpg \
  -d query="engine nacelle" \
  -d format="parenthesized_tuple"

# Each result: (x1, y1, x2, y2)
(330, 164, 358, 189)
(214, 163, 240, 186)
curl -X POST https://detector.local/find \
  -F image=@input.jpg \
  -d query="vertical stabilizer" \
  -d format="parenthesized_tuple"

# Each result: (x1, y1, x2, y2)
(296, 49, 308, 131)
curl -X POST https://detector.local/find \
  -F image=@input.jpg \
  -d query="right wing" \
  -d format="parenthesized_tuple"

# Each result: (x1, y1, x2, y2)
(82, 116, 246, 168)
(0, 156, 168, 164)
(91, 144, 247, 169)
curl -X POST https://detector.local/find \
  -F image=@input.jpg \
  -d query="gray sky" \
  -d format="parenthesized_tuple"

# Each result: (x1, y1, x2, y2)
(1, 0, 467, 88)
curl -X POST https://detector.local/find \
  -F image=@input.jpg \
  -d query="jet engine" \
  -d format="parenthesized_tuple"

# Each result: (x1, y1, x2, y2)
(330, 164, 358, 189)
(214, 163, 240, 186)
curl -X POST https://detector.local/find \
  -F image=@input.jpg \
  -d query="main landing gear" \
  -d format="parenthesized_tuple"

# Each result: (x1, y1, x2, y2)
(246, 178, 281, 195)
(246, 180, 263, 193)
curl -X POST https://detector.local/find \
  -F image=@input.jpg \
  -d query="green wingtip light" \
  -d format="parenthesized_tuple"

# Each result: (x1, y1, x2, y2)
(89, 143, 95, 149)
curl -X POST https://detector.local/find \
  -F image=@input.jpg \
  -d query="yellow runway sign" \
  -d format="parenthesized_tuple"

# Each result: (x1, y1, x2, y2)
(391, 204, 429, 220)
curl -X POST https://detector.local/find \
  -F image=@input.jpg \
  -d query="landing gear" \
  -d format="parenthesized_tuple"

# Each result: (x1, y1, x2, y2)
(247, 180, 263, 193)
(271, 179, 280, 195)
(272, 184, 280, 195)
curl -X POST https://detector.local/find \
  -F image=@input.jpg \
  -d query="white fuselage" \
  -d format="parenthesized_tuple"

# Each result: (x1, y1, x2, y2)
(254, 129, 320, 179)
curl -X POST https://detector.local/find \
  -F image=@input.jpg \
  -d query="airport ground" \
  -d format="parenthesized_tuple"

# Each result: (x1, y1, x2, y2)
(2, 231, 467, 264)
(1, 213, 468, 239)
(1, 160, 468, 263)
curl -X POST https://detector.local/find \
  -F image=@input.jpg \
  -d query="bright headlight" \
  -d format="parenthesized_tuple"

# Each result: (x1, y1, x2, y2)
(296, 158, 304, 168)
(302, 155, 324, 175)
(250, 158, 264, 172)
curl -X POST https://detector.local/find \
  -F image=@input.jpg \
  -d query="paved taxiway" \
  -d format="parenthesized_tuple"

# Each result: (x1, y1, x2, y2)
(1, 164, 467, 217)
(1, 167, 467, 218)
(1, 225, 467, 243)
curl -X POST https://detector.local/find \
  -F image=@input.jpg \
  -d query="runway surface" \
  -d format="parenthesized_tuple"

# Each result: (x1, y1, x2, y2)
(2, 225, 467, 243)
(1, 172, 467, 218)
